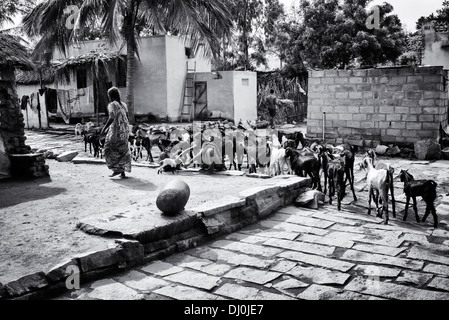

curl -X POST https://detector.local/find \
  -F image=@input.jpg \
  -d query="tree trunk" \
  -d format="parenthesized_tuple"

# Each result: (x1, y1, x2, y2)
(125, 1, 137, 125)
(126, 35, 136, 124)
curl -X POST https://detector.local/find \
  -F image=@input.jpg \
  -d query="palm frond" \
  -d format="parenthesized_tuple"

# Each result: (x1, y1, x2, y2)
(0, 33, 35, 70)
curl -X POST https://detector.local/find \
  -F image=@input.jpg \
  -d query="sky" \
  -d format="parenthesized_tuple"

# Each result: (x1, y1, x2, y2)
(280, 0, 445, 32)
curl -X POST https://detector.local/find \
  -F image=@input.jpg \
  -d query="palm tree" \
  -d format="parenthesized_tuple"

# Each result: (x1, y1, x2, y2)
(22, 0, 233, 124)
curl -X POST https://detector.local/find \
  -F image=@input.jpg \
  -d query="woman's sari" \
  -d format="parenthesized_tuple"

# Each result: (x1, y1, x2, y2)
(103, 101, 132, 173)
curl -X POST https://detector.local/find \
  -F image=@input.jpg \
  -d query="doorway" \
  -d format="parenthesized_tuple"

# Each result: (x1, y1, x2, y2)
(194, 81, 208, 120)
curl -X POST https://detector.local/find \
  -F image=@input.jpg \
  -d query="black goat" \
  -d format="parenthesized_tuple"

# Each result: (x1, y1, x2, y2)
(321, 151, 345, 210)
(285, 147, 321, 191)
(399, 169, 438, 228)
(339, 145, 358, 203)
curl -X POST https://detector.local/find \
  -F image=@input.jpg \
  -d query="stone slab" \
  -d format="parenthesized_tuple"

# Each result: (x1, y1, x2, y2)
(223, 267, 282, 285)
(79, 279, 144, 300)
(214, 283, 294, 300)
(297, 284, 384, 300)
(351, 243, 407, 257)
(270, 213, 335, 229)
(225, 233, 270, 244)
(298, 233, 354, 249)
(188, 247, 274, 269)
(407, 246, 449, 265)
(279, 250, 355, 272)
(287, 265, 350, 285)
(163, 270, 221, 290)
(271, 260, 297, 273)
(396, 270, 433, 287)
(423, 263, 449, 276)
(311, 212, 358, 226)
(71, 157, 106, 165)
(341, 250, 424, 270)
(56, 151, 78, 162)
(259, 220, 328, 236)
(239, 228, 298, 241)
(115, 270, 168, 293)
(264, 238, 335, 256)
(154, 284, 224, 300)
(354, 265, 402, 278)
(140, 261, 184, 277)
(77, 207, 200, 243)
(427, 277, 449, 292)
(209, 239, 283, 257)
(345, 277, 449, 300)
(163, 252, 213, 269)
(273, 278, 309, 290)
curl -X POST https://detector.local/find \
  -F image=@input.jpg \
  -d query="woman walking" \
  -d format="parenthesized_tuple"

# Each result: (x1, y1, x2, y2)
(100, 87, 132, 178)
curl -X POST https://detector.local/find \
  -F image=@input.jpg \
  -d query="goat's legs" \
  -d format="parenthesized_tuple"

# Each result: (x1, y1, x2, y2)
(404, 196, 410, 222)
(423, 202, 438, 228)
(412, 196, 420, 223)
(323, 171, 328, 195)
(381, 189, 389, 225)
(389, 173, 396, 218)
(348, 168, 357, 202)
(328, 177, 334, 205)
(367, 186, 372, 215)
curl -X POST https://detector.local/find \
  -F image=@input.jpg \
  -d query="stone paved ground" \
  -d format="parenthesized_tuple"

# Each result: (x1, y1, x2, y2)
(8, 125, 449, 301)
(53, 159, 449, 300)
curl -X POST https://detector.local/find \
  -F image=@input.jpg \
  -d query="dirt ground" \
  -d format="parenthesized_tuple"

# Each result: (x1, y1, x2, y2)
(0, 158, 277, 284)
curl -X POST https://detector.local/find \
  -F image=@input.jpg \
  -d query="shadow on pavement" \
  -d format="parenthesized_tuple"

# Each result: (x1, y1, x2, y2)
(0, 177, 66, 208)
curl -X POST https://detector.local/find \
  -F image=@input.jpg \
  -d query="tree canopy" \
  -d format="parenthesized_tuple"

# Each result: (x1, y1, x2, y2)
(279, 0, 406, 70)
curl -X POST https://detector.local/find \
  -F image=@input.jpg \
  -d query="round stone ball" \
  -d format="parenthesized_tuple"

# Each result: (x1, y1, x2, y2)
(156, 179, 190, 215)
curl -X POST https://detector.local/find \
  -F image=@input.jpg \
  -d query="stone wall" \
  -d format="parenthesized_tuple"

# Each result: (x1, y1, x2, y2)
(306, 66, 449, 147)
(0, 68, 49, 179)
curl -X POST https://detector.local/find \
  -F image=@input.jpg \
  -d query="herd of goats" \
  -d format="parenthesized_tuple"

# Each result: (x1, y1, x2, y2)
(76, 120, 439, 229)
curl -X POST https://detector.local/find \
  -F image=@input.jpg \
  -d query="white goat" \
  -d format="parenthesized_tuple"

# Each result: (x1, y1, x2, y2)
(362, 156, 391, 225)
(268, 134, 291, 176)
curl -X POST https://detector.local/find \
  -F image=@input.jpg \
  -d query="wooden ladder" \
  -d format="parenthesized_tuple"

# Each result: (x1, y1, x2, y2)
(180, 61, 196, 122)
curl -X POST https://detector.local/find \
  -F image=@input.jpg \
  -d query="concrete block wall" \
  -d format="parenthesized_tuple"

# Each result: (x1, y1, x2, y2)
(306, 66, 449, 147)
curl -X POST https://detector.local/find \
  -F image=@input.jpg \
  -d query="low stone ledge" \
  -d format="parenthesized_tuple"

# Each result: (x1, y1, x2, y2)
(0, 282, 7, 299)
(112, 239, 144, 268)
(192, 195, 246, 217)
(45, 259, 79, 283)
(76, 248, 120, 273)
(4, 272, 49, 297)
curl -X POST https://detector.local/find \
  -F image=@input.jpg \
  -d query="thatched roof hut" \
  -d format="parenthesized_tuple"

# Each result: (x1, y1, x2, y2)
(0, 34, 35, 71)
(15, 66, 55, 85)
(52, 51, 125, 83)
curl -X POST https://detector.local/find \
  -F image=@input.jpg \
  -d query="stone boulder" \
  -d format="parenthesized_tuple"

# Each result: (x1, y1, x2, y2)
(375, 145, 389, 155)
(56, 151, 79, 162)
(414, 139, 441, 160)
(156, 179, 190, 215)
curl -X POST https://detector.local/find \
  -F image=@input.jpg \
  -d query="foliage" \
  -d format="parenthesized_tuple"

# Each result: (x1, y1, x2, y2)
(214, 0, 285, 71)
(0, 0, 36, 29)
(398, 31, 424, 66)
(282, 0, 406, 69)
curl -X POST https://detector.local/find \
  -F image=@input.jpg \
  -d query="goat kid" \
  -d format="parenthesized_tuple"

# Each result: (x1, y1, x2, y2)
(399, 169, 438, 228)
(362, 156, 391, 224)
(75, 123, 84, 139)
